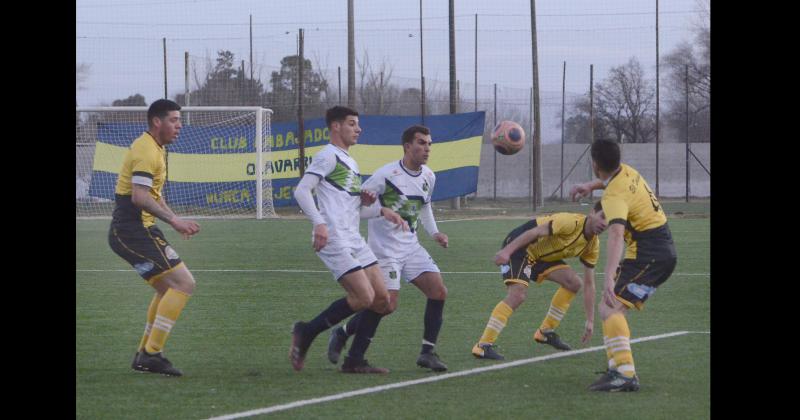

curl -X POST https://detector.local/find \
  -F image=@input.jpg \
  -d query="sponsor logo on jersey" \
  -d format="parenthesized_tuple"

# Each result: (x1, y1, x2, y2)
(626, 283, 657, 299)
(165, 246, 179, 260)
(134, 262, 154, 275)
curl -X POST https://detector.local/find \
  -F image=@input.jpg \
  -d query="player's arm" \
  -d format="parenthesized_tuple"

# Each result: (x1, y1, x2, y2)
(581, 265, 596, 344)
(131, 184, 199, 238)
(602, 223, 626, 307)
(569, 179, 606, 201)
(420, 201, 447, 248)
(494, 224, 549, 265)
(293, 173, 329, 251)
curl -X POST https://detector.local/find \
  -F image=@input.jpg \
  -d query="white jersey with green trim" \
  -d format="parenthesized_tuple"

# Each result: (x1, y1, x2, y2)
(363, 160, 436, 259)
(305, 144, 364, 245)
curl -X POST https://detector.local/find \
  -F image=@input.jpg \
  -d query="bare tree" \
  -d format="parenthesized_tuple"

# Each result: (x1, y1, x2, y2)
(662, 1, 710, 142)
(77, 63, 91, 91)
(356, 50, 398, 115)
(595, 57, 656, 143)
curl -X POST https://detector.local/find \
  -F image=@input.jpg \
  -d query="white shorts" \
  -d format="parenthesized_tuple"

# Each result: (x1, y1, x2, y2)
(378, 246, 441, 291)
(317, 238, 378, 281)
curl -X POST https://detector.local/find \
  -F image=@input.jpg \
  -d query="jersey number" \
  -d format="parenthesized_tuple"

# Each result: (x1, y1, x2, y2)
(643, 183, 661, 213)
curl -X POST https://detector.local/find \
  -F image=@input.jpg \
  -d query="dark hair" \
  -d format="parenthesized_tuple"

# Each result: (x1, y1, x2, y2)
(590, 139, 621, 173)
(325, 106, 359, 128)
(147, 99, 181, 126)
(593, 201, 603, 213)
(401, 125, 430, 146)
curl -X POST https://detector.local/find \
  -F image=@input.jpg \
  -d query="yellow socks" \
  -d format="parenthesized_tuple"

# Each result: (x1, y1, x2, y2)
(538, 287, 576, 332)
(478, 301, 514, 344)
(144, 288, 190, 354)
(602, 313, 635, 377)
(137, 293, 162, 351)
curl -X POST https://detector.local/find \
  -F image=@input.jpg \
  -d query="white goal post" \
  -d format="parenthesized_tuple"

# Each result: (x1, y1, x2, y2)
(76, 106, 276, 219)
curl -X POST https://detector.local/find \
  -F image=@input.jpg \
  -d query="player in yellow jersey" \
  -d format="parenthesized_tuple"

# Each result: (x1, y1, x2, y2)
(472, 203, 607, 360)
(108, 99, 200, 377)
(570, 139, 677, 392)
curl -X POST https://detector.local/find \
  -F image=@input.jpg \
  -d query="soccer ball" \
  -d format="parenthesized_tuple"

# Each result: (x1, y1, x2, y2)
(491, 120, 526, 155)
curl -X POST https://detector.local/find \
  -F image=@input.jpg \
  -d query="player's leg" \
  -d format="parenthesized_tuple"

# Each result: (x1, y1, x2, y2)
(410, 271, 448, 371)
(108, 225, 189, 376)
(340, 263, 390, 373)
(290, 244, 371, 372)
(472, 249, 533, 360)
(329, 258, 399, 364)
(533, 263, 580, 351)
(589, 257, 676, 392)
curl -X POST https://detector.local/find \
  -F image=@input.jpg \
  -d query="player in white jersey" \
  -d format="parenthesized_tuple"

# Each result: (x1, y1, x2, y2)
(290, 106, 408, 374)
(327, 125, 451, 372)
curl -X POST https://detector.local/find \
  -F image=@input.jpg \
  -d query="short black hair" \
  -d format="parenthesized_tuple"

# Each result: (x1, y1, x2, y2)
(147, 99, 181, 126)
(401, 125, 430, 146)
(593, 201, 603, 213)
(590, 139, 621, 173)
(325, 106, 359, 128)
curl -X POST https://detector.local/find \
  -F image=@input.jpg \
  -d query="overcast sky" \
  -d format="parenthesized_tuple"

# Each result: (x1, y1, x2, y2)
(76, 0, 708, 141)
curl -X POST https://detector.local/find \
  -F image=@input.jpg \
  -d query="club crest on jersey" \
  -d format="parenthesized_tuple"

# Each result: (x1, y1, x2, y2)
(422, 181, 429, 192)
(389, 271, 397, 279)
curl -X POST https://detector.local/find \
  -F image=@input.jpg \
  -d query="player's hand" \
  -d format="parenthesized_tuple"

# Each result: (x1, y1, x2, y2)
(494, 250, 511, 265)
(581, 319, 594, 344)
(313, 224, 329, 252)
(569, 184, 591, 201)
(381, 208, 409, 231)
(603, 280, 617, 307)
(360, 190, 377, 206)
(433, 232, 449, 248)
(171, 217, 200, 239)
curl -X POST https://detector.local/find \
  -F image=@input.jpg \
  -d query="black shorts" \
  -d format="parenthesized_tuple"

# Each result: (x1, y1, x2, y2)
(500, 221, 569, 286)
(614, 258, 677, 310)
(108, 224, 184, 284)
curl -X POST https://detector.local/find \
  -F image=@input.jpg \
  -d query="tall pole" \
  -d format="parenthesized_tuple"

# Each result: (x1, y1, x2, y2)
(685, 64, 690, 203)
(163, 38, 168, 99)
(530, 86, 534, 206)
(493, 83, 497, 200)
(419, 0, 426, 123)
(184, 52, 190, 107)
(298, 29, 306, 176)
(530, 0, 542, 208)
(347, 0, 355, 108)
(589, 64, 594, 198)
(655, 0, 660, 197)
(337, 66, 342, 105)
(474, 13, 478, 112)
(449, 0, 460, 209)
(250, 15, 254, 80)
(560, 61, 566, 201)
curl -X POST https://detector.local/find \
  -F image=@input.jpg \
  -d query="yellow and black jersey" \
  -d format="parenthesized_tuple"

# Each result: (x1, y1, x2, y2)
(525, 213, 600, 268)
(601, 163, 676, 261)
(111, 132, 166, 228)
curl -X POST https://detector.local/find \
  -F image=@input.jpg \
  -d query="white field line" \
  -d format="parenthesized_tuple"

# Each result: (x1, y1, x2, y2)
(203, 330, 709, 420)
(75, 269, 709, 277)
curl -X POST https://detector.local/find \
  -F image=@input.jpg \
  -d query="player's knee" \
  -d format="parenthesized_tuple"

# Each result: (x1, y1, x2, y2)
(599, 301, 625, 320)
(566, 275, 581, 293)
(505, 288, 527, 308)
(428, 284, 448, 301)
(372, 290, 391, 314)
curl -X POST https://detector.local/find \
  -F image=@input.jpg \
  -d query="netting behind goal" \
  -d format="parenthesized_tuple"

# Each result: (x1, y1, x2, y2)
(76, 106, 276, 219)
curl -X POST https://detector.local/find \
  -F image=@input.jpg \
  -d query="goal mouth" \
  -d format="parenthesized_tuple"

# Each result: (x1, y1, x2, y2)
(76, 106, 277, 219)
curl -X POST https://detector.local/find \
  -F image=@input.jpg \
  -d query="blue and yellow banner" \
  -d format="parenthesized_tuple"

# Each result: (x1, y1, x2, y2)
(89, 112, 485, 207)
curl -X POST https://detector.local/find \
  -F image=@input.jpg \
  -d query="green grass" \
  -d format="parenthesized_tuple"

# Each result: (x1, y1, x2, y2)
(76, 204, 709, 419)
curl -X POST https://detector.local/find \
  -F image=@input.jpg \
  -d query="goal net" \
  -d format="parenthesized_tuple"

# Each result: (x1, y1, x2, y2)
(76, 106, 276, 219)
